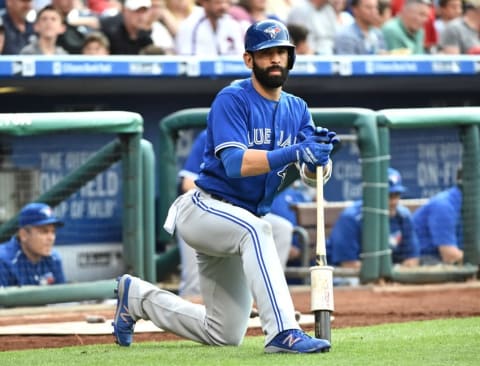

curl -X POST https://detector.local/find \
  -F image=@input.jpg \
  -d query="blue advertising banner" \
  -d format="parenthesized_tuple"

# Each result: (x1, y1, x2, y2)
(1, 55, 479, 78)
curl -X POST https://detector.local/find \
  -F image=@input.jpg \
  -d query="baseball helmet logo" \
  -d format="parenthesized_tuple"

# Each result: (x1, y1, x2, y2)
(264, 25, 281, 40)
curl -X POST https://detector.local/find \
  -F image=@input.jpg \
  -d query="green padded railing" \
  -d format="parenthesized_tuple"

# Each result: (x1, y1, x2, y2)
(0, 111, 155, 306)
(378, 107, 480, 268)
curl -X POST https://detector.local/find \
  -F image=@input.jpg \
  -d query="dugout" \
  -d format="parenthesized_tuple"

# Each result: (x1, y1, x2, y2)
(0, 112, 156, 306)
(1, 56, 480, 304)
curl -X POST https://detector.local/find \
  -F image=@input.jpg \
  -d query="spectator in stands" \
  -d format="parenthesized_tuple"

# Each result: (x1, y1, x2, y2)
(0, 17, 5, 53)
(334, 0, 388, 54)
(229, 0, 282, 29)
(87, 0, 122, 16)
(413, 169, 464, 265)
(51, 0, 94, 54)
(331, 0, 354, 29)
(375, 0, 392, 27)
(434, 0, 463, 39)
(176, 129, 294, 298)
(153, 0, 199, 38)
(265, 0, 295, 22)
(1, 0, 35, 55)
(100, 0, 155, 54)
(287, 23, 314, 54)
(148, 0, 175, 53)
(390, 0, 437, 52)
(81, 30, 110, 54)
(329, 168, 420, 269)
(438, 0, 480, 54)
(20, 5, 68, 54)
(381, 0, 432, 54)
(0, 203, 66, 287)
(287, 0, 338, 55)
(175, 0, 244, 56)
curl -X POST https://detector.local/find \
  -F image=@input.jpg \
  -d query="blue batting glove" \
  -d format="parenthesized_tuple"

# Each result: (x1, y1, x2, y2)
(297, 141, 333, 172)
(313, 127, 340, 145)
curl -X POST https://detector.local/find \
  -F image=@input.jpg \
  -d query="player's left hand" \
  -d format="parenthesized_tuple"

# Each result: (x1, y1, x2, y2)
(313, 127, 340, 145)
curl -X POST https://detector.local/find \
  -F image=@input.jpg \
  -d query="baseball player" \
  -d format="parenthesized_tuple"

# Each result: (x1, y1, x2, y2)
(178, 129, 294, 298)
(329, 168, 420, 269)
(0, 203, 65, 287)
(113, 19, 338, 353)
(413, 168, 464, 265)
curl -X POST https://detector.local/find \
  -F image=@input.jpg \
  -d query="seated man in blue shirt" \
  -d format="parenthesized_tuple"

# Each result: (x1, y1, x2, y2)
(333, 0, 387, 55)
(0, 202, 65, 287)
(329, 168, 420, 269)
(413, 169, 463, 265)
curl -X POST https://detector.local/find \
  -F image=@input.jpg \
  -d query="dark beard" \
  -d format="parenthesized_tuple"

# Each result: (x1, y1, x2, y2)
(252, 63, 289, 89)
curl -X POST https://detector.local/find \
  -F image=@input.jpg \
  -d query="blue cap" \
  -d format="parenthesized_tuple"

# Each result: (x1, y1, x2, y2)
(18, 203, 63, 228)
(388, 168, 406, 194)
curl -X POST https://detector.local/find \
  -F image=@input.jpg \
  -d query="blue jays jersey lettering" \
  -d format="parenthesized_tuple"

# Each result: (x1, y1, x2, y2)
(195, 78, 315, 216)
(0, 236, 65, 287)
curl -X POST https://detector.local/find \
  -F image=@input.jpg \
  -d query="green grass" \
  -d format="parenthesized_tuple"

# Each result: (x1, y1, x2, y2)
(1, 317, 479, 366)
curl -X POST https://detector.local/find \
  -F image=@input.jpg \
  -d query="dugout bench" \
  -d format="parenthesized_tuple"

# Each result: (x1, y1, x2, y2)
(284, 199, 428, 281)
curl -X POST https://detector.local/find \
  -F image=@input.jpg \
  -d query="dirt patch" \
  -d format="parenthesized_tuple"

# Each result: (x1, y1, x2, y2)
(1, 282, 479, 351)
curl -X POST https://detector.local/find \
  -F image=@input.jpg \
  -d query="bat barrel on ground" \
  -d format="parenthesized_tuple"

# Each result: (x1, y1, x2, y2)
(310, 165, 335, 347)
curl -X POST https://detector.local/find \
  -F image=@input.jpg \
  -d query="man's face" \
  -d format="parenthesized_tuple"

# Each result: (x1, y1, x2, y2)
(441, 0, 462, 21)
(19, 224, 57, 262)
(124, 7, 151, 32)
(34, 9, 65, 40)
(354, 0, 380, 27)
(6, 0, 33, 19)
(389, 192, 401, 216)
(403, 3, 430, 33)
(251, 47, 290, 89)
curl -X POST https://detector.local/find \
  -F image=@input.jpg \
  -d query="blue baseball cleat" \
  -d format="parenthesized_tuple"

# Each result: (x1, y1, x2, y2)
(112, 274, 136, 346)
(264, 329, 331, 353)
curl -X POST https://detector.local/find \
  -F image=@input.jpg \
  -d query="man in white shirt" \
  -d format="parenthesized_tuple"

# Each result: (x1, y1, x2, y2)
(175, 0, 244, 55)
(287, 0, 338, 55)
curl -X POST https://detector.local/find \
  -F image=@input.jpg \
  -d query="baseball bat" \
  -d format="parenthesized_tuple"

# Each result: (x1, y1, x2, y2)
(310, 165, 334, 347)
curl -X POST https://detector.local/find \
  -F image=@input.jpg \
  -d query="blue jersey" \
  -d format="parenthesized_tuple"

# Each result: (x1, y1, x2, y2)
(0, 236, 65, 287)
(413, 186, 463, 259)
(178, 129, 208, 182)
(329, 200, 419, 265)
(270, 184, 314, 266)
(195, 78, 315, 216)
(270, 185, 312, 226)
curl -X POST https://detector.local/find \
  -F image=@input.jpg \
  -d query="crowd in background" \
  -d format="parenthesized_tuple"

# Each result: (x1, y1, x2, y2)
(0, 0, 479, 56)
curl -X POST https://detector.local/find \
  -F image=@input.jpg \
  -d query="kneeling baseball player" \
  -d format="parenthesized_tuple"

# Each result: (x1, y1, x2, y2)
(112, 19, 338, 353)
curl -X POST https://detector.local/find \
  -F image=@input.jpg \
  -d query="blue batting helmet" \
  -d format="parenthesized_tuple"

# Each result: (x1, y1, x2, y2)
(244, 20, 296, 70)
(388, 168, 406, 194)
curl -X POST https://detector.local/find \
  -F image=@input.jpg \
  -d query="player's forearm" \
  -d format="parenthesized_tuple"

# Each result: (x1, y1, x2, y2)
(240, 149, 271, 176)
